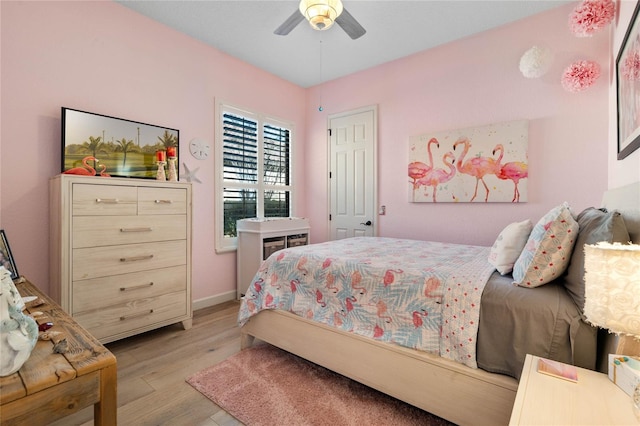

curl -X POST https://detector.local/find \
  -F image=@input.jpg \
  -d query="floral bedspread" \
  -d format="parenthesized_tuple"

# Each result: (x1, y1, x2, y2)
(238, 237, 495, 368)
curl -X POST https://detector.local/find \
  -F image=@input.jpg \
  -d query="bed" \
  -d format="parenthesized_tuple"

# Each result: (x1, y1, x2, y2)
(238, 183, 640, 426)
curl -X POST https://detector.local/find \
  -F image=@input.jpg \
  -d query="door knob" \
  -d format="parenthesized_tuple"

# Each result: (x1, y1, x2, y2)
(360, 220, 372, 226)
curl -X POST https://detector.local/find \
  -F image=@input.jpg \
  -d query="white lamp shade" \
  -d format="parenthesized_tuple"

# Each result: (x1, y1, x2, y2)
(584, 242, 640, 337)
(299, 0, 344, 31)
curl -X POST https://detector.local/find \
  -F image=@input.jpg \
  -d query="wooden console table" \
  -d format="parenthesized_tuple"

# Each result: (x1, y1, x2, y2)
(0, 278, 117, 425)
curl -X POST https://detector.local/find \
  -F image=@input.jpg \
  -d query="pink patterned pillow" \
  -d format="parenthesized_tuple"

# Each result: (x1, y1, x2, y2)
(513, 203, 578, 288)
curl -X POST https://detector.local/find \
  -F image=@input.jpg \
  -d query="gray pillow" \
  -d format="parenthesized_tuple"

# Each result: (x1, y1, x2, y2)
(564, 208, 630, 311)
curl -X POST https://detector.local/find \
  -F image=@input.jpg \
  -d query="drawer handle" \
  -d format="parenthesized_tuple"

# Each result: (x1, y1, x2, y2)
(119, 254, 154, 262)
(96, 198, 120, 204)
(120, 282, 154, 291)
(120, 227, 153, 233)
(120, 309, 153, 321)
(154, 199, 173, 204)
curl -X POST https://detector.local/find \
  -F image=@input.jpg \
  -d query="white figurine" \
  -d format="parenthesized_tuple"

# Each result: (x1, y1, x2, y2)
(0, 266, 38, 376)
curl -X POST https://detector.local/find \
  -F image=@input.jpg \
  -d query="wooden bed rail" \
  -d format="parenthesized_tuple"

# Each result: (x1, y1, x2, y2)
(241, 309, 517, 426)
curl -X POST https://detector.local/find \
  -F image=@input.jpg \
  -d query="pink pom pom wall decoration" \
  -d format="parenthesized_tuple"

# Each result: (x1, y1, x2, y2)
(519, 46, 553, 78)
(569, 0, 615, 37)
(561, 60, 601, 92)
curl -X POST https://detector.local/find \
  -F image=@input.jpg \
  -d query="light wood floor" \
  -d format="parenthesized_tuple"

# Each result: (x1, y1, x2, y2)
(50, 301, 245, 426)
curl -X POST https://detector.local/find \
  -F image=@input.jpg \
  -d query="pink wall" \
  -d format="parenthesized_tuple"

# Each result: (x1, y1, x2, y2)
(0, 1, 306, 300)
(304, 3, 612, 247)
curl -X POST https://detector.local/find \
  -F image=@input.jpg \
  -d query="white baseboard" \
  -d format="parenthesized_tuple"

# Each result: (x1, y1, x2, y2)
(193, 290, 238, 311)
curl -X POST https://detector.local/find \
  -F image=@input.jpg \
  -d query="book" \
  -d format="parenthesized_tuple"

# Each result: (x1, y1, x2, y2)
(608, 354, 640, 396)
(537, 358, 578, 382)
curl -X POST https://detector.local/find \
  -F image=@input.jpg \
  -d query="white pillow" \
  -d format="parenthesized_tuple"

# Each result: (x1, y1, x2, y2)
(513, 202, 579, 288)
(488, 220, 533, 275)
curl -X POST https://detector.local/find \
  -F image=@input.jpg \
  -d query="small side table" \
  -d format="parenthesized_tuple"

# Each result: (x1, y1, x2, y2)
(0, 278, 117, 425)
(509, 354, 639, 425)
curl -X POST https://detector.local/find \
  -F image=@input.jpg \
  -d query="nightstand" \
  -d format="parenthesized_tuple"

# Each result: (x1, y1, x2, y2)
(509, 354, 639, 425)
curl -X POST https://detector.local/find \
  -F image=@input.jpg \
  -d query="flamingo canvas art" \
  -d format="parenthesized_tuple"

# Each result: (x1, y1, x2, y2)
(408, 120, 528, 202)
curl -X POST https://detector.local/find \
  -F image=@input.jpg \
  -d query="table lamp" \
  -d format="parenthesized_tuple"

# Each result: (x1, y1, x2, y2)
(584, 242, 640, 356)
(584, 242, 640, 418)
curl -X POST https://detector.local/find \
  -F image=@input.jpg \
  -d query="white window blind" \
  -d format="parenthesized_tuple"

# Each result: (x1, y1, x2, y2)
(215, 103, 293, 252)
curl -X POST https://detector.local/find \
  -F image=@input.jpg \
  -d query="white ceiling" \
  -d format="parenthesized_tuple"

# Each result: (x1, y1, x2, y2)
(115, 0, 571, 88)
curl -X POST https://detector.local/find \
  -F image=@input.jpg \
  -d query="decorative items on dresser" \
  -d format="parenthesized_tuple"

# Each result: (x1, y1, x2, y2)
(0, 268, 38, 376)
(0, 277, 117, 425)
(236, 217, 309, 299)
(49, 174, 192, 344)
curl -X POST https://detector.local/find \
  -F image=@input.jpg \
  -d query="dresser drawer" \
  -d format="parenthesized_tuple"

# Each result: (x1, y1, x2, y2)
(73, 240, 187, 281)
(138, 187, 187, 215)
(72, 265, 187, 313)
(73, 184, 137, 216)
(73, 291, 188, 341)
(72, 215, 186, 248)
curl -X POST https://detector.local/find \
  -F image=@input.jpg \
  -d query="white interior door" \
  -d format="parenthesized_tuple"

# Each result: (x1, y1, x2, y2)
(328, 106, 377, 240)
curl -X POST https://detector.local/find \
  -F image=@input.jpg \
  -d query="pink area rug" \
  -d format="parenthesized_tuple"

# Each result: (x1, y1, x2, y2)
(186, 343, 454, 426)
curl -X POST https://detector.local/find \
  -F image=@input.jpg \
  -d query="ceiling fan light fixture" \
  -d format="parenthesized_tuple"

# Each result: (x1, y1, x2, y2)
(299, 0, 344, 31)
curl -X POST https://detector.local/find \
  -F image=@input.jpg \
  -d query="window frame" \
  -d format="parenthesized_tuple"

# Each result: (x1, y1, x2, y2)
(214, 101, 295, 252)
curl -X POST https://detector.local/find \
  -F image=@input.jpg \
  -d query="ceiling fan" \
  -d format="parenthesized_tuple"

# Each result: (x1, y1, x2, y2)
(274, 0, 366, 40)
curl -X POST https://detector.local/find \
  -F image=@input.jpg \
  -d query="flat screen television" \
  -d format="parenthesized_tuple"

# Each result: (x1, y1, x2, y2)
(61, 107, 179, 179)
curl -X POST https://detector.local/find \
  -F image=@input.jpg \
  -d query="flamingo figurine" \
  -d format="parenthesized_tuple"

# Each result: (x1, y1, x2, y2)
(63, 156, 98, 176)
(492, 144, 528, 202)
(453, 138, 498, 202)
(98, 164, 111, 177)
(416, 152, 456, 202)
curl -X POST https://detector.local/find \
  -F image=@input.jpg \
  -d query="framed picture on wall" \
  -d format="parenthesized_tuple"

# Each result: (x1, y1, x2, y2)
(61, 107, 180, 179)
(616, 2, 640, 160)
(0, 230, 19, 280)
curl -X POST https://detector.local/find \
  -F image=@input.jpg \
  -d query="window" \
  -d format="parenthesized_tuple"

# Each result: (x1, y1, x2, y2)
(215, 102, 293, 252)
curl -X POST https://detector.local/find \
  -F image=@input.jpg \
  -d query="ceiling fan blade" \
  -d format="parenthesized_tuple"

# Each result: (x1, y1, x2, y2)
(335, 8, 366, 40)
(274, 9, 304, 36)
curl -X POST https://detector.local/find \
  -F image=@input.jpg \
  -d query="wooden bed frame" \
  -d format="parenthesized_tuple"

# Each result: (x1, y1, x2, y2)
(240, 182, 640, 426)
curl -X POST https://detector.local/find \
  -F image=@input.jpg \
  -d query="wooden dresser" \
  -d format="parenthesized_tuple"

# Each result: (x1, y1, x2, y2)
(49, 174, 192, 343)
